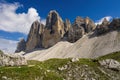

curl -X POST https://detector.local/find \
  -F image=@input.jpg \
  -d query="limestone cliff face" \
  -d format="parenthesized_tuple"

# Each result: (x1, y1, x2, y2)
(110, 18, 120, 29)
(84, 17, 96, 33)
(42, 10, 65, 48)
(96, 18, 110, 35)
(63, 19, 72, 40)
(26, 20, 44, 51)
(68, 16, 95, 42)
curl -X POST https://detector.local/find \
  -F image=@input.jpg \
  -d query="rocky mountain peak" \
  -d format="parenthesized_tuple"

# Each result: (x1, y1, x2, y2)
(64, 19, 71, 32)
(74, 16, 84, 25)
(102, 18, 109, 25)
(15, 38, 26, 53)
(42, 10, 65, 48)
(46, 10, 60, 29)
(26, 20, 44, 51)
(85, 17, 90, 25)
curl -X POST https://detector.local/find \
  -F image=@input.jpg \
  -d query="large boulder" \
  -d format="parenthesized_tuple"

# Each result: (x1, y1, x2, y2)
(99, 59, 120, 71)
(26, 20, 44, 51)
(0, 51, 27, 66)
(15, 38, 26, 53)
(42, 10, 65, 48)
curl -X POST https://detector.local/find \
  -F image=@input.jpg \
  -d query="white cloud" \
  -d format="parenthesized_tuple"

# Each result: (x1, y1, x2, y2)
(0, 38, 18, 53)
(95, 16, 113, 25)
(0, 2, 45, 34)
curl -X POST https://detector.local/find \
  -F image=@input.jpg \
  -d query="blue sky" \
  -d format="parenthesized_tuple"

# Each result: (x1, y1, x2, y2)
(4, 0, 120, 21)
(0, 0, 120, 53)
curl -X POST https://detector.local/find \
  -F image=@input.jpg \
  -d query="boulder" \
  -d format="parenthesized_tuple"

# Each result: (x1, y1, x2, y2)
(15, 38, 26, 53)
(99, 59, 120, 71)
(42, 10, 65, 48)
(26, 20, 44, 51)
(71, 58, 79, 62)
(0, 52, 27, 66)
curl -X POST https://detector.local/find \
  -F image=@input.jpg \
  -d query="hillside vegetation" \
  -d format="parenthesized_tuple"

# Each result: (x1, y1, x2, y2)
(1, 51, 120, 80)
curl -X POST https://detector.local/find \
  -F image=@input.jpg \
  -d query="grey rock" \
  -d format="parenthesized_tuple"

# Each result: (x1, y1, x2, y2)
(64, 19, 71, 33)
(42, 10, 65, 48)
(109, 18, 120, 30)
(68, 16, 95, 42)
(26, 20, 44, 51)
(71, 58, 79, 62)
(84, 17, 96, 33)
(0, 52, 27, 66)
(63, 19, 72, 40)
(99, 59, 120, 71)
(68, 16, 85, 42)
(15, 38, 26, 53)
(96, 18, 110, 35)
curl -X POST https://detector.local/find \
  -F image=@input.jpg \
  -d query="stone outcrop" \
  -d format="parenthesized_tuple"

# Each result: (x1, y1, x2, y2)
(26, 20, 44, 51)
(15, 38, 26, 53)
(42, 10, 65, 48)
(0, 51, 27, 66)
(99, 59, 120, 71)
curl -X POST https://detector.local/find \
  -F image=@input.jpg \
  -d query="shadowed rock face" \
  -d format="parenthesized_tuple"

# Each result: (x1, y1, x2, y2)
(15, 10, 96, 52)
(26, 20, 44, 51)
(15, 38, 26, 53)
(68, 16, 95, 42)
(96, 18, 120, 35)
(63, 19, 72, 40)
(110, 18, 120, 30)
(42, 10, 65, 48)
(15, 10, 97, 53)
(96, 18, 110, 35)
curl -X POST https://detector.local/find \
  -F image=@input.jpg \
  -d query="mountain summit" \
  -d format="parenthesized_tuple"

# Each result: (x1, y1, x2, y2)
(16, 10, 96, 52)
(15, 10, 120, 61)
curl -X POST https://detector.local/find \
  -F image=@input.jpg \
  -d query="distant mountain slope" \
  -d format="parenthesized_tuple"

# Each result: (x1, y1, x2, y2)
(25, 30, 120, 61)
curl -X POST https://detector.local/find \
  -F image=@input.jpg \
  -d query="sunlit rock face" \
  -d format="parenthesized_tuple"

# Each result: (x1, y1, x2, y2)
(42, 10, 65, 48)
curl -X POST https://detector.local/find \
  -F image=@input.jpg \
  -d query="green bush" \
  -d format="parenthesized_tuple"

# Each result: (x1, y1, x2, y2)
(0, 50, 3, 54)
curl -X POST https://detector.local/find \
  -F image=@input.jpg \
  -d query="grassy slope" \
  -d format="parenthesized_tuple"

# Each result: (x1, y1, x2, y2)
(0, 51, 120, 80)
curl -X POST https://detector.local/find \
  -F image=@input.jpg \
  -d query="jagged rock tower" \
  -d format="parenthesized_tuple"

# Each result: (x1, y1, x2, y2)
(26, 20, 44, 51)
(42, 10, 65, 48)
(15, 10, 96, 52)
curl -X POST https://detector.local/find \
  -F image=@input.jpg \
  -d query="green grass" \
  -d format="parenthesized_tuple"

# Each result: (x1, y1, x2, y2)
(0, 50, 3, 54)
(97, 51, 120, 61)
(1, 51, 120, 80)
